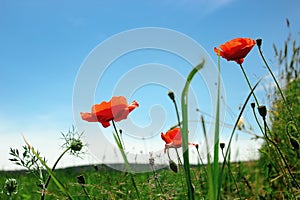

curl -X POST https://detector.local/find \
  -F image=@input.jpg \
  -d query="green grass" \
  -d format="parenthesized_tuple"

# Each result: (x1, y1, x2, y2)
(0, 161, 265, 200)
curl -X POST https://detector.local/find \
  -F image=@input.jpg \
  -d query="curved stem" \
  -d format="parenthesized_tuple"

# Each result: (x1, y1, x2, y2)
(173, 99, 181, 127)
(218, 77, 264, 197)
(41, 146, 71, 200)
(262, 117, 300, 189)
(257, 45, 300, 136)
(239, 63, 259, 105)
(175, 148, 183, 167)
(181, 60, 205, 200)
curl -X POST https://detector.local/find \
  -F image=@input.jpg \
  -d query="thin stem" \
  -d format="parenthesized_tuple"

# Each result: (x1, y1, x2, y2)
(111, 120, 140, 199)
(175, 148, 183, 167)
(81, 185, 91, 200)
(173, 99, 181, 127)
(196, 148, 208, 179)
(119, 130, 126, 150)
(213, 52, 221, 200)
(262, 117, 300, 189)
(250, 106, 271, 149)
(218, 77, 264, 198)
(221, 149, 241, 199)
(201, 115, 214, 200)
(257, 45, 298, 130)
(150, 164, 165, 195)
(239, 63, 259, 105)
(41, 146, 71, 200)
(174, 148, 186, 191)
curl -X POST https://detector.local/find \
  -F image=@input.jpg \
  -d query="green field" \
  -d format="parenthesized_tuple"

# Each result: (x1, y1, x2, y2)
(1, 161, 266, 200)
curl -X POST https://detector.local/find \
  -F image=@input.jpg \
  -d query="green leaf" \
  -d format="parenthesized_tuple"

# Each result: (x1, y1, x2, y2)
(181, 59, 205, 200)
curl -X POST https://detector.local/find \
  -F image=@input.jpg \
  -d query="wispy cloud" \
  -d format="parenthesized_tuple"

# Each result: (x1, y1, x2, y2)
(165, 0, 236, 15)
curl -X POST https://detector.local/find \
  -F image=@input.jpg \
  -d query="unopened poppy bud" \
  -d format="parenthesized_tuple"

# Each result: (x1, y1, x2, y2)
(258, 106, 267, 118)
(251, 102, 255, 109)
(220, 143, 225, 150)
(169, 160, 178, 173)
(289, 137, 299, 151)
(77, 175, 85, 185)
(168, 91, 175, 102)
(256, 39, 262, 48)
(4, 178, 18, 195)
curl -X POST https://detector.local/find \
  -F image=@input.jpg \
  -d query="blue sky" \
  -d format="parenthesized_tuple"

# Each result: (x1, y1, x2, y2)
(1, 0, 300, 170)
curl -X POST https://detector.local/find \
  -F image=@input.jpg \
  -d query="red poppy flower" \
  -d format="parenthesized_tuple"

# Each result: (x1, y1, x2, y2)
(161, 128, 197, 153)
(214, 38, 256, 64)
(80, 96, 139, 128)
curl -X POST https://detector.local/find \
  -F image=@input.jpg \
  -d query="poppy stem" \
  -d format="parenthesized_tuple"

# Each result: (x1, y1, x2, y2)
(257, 43, 299, 134)
(239, 63, 259, 106)
(111, 120, 141, 198)
(261, 116, 300, 189)
(218, 77, 264, 199)
(173, 99, 181, 127)
(168, 91, 181, 127)
(220, 148, 241, 199)
(175, 148, 183, 167)
(195, 147, 208, 179)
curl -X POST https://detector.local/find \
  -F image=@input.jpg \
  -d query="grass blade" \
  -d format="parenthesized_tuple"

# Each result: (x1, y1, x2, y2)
(181, 59, 205, 199)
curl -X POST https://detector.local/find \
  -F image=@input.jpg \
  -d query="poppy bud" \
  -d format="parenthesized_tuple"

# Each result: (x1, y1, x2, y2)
(250, 102, 256, 109)
(220, 143, 225, 150)
(77, 175, 86, 185)
(169, 160, 178, 173)
(168, 91, 175, 102)
(258, 105, 267, 118)
(256, 39, 262, 48)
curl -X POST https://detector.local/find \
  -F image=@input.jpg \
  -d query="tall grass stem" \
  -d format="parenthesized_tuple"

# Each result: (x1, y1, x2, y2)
(181, 60, 205, 199)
